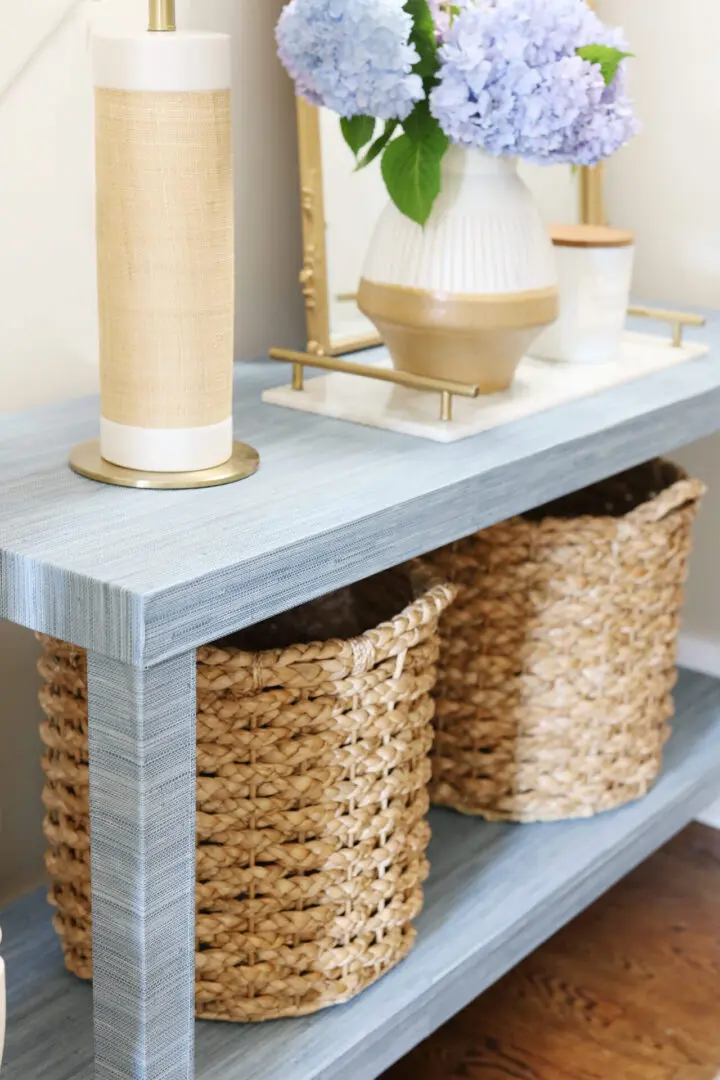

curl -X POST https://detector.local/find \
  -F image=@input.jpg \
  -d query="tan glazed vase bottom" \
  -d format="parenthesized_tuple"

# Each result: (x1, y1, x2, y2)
(358, 279, 559, 392)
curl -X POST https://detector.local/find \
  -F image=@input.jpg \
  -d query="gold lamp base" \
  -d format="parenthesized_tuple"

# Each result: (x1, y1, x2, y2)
(69, 440, 259, 490)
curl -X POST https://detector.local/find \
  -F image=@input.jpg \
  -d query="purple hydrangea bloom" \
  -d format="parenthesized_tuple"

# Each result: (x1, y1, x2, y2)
(276, 0, 424, 121)
(430, 0, 638, 165)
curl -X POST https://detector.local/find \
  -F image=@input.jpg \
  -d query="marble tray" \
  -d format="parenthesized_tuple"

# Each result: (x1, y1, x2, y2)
(262, 331, 710, 443)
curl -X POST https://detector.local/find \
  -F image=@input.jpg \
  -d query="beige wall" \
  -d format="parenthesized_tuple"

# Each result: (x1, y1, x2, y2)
(600, 0, 720, 824)
(0, 0, 305, 903)
(600, 0, 720, 646)
(601, 0, 720, 309)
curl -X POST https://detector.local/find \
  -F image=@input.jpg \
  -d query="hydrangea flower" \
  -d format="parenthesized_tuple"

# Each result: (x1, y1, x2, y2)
(429, 0, 638, 165)
(427, 0, 453, 39)
(276, 0, 424, 121)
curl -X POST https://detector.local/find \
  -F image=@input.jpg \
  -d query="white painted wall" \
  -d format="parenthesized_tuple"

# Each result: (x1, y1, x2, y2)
(321, 107, 388, 348)
(0, 0, 305, 903)
(600, 0, 720, 825)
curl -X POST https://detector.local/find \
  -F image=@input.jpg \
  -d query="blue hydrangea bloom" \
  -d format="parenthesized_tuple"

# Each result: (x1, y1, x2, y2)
(276, 0, 424, 121)
(430, 0, 638, 165)
(427, 0, 454, 39)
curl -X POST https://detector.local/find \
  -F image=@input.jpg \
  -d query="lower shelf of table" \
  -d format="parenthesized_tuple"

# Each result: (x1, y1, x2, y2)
(4, 668, 720, 1080)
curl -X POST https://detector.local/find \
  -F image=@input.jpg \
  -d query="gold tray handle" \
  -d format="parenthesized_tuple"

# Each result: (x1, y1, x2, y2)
(628, 305, 706, 348)
(269, 347, 481, 423)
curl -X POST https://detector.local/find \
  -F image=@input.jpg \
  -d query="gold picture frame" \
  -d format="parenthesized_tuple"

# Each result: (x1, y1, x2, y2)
(294, 99, 383, 357)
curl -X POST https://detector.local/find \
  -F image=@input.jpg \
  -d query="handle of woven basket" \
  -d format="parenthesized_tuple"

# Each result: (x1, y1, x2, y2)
(627, 478, 706, 525)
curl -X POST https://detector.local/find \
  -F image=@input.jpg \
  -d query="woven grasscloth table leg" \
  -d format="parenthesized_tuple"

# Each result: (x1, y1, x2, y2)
(87, 651, 196, 1080)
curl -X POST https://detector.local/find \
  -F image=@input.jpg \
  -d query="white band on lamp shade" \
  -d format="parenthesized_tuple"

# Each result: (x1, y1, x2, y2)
(101, 417, 234, 473)
(93, 31, 232, 92)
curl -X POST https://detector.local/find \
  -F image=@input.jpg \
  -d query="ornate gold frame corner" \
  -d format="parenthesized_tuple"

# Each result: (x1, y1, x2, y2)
(295, 100, 332, 357)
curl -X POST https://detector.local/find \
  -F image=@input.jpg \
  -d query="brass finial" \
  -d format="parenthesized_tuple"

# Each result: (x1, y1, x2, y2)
(149, 0, 176, 31)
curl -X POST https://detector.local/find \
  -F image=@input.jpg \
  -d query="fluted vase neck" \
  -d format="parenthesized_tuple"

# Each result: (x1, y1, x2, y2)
(442, 144, 519, 179)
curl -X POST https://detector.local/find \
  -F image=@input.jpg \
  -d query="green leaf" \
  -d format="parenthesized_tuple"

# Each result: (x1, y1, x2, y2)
(381, 125, 449, 226)
(404, 0, 440, 79)
(356, 120, 399, 170)
(576, 43, 634, 86)
(340, 115, 376, 157)
(403, 98, 438, 141)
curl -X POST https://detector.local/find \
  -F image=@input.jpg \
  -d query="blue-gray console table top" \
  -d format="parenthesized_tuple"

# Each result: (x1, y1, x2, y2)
(0, 311, 717, 668)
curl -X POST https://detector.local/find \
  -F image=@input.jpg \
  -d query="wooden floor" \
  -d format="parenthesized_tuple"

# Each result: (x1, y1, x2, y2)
(384, 823, 720, 1080)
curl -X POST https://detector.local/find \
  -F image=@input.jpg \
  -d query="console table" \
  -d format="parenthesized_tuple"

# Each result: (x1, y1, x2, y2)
(2, 311, 720, 1079)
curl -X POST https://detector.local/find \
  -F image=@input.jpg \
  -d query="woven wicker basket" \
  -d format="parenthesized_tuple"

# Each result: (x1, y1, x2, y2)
(425, 460, 705, 823)
(38, 565, 455, 1022)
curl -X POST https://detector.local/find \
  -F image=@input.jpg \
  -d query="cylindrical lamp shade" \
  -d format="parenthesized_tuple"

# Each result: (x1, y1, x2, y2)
(94, 31, 234, 472)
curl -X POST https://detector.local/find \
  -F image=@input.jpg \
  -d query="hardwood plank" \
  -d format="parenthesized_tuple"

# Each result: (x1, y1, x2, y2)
(384, 824, 720, 1080)
(0, 315, 717, 664)
(2, 669, 720, 1080)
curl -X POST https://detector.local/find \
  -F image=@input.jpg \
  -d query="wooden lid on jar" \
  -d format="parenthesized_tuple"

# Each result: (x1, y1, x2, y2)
(550, 224, 635, 248)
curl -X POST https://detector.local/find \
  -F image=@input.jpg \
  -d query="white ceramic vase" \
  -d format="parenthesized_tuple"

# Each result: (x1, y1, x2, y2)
(358, 146, 559, 391)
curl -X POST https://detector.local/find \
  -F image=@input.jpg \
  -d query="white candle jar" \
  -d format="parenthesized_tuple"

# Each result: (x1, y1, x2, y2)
(531, 225, 635, 365)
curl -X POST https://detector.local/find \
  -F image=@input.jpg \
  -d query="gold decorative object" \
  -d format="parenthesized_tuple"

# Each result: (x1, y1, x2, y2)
(37, 565, 456, 1021)
(628, 305, 706, 348)
(269, 347, 483, 423)
(69, 440, 259, 490)
(578, 1, 606, 226)
(294, 100, 381, 357)
(579, 163, 606, 226)
(424, 460, 705, 822)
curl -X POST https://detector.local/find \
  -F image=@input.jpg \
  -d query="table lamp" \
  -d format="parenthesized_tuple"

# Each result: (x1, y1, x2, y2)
(70, 0, 258, 489)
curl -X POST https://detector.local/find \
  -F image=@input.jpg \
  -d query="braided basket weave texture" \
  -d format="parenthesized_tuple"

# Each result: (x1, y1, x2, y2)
(425, 461, 704, 823)
(38, 566, 455, 1022)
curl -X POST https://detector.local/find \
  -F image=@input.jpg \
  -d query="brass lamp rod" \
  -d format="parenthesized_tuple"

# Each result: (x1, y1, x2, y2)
(149, 0, 176, 31)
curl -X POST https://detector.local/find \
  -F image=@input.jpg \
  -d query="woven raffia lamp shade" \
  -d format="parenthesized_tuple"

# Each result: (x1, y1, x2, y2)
(71, 0, 258, 488)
